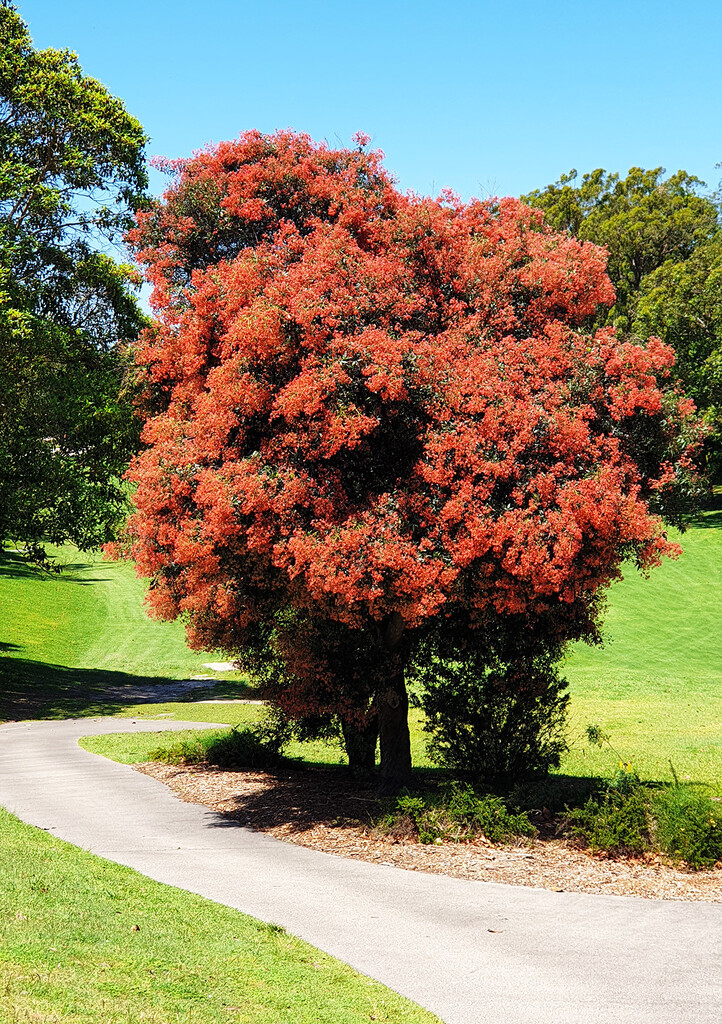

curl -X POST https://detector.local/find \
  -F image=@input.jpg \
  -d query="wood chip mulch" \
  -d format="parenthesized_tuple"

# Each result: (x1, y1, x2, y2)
(135, 761, 722, 903)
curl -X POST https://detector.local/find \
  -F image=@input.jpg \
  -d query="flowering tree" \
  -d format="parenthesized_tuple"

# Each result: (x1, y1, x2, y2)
(125, 131, 700, 790)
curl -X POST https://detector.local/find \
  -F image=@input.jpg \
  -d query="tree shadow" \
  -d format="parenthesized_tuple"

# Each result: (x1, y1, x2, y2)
(690, 507, 722, 529)
(200, 763, 382, 835)
(0, 656, 254, 722)
(0, 548, 107, 583)
(195, 765, 613, 838)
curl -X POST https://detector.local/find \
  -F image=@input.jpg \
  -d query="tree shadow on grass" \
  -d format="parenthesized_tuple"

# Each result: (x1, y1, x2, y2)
(690, 487, 722, 529)
(0, 656, 254, 722)
(0, 548, 110, 584)
(691, 508, 722, 529)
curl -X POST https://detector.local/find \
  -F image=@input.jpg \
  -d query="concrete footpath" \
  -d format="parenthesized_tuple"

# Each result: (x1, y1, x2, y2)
(0, 717, 720, 1024)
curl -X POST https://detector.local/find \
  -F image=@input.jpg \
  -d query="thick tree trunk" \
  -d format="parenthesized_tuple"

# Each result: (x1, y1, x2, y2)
(341, 715, 378, 774)
(376, 612, 412, 795)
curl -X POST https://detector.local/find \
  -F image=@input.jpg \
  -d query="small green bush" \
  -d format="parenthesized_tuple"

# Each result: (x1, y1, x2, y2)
(653, 786, 722, 869)
(149, 732, 218, 766)
(416, 645, 569, 787)
(378, 783, 536, 845)
(149, 725, 287, 771)
(565, 784, 650, 856)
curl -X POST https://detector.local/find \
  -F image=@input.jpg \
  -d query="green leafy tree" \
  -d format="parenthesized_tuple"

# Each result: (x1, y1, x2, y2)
(523, 167, 719, 328)
(633, 232, 722, 475)
(0, 3, 148, 563)
(524, 166, 721, 476)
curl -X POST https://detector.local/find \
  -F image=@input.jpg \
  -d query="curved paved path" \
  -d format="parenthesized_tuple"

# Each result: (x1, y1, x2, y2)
(1, 718, 720, 1024)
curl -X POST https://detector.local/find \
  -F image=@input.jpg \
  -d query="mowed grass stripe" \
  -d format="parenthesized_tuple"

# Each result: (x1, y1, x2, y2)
(0, 544, 229, 680)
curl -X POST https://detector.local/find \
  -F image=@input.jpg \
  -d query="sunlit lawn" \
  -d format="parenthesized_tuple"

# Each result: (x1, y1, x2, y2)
(0, 808, 439, 1024)
(0, 543, 250, 720)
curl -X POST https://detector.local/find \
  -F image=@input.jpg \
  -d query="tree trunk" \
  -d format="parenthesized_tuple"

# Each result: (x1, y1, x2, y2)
(341, 715, 378, 775)
(376, 612, 412, 795)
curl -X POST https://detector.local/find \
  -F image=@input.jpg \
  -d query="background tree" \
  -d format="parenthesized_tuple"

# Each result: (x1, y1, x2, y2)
(523, 167, 719, 328)
(632, 233, 722, 476)
(126, 131, 701, 791)
(0, 4, 148, 563)
(524, 166, 721, 477)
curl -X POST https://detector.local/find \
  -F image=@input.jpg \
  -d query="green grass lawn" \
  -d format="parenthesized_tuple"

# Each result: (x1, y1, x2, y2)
(0, 543, 251, 719)
(0, 808, 438, 1024)
(561, 506, 722, 792)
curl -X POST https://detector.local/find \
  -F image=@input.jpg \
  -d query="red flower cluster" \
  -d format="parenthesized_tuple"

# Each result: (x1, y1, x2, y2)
(123, 130, 700, 707)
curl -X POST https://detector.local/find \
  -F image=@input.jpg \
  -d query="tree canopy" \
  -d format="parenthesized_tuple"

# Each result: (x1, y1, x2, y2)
(632, 232, 722, 474)
(124, 130, 701, 788)
(523, 167, 719, 328)
(524, 165, 722, 477)
(0, 4, 148, 562)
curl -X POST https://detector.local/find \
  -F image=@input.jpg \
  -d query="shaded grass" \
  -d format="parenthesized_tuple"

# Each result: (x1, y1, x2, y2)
(0, 656, 255, 722)
(0, 544, 252, 720)
(0, 808, 439, 1024)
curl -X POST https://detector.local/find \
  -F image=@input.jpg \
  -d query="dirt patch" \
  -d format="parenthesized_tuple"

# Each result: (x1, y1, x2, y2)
(135, 761, 722, 903)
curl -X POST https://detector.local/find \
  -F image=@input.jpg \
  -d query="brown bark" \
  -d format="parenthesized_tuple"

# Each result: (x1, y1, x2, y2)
(341, 715, 379, 775)
(376, 612, 412, 795)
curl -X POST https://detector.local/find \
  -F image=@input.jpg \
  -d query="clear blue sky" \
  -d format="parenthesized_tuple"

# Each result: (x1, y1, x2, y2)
(21, 0, 722, 202)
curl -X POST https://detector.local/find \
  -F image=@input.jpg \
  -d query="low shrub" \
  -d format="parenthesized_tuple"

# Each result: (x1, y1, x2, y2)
(377, 783, 536, 845)
(149, 732, 217, 766)
(564, 785, 651, 856)
(414, 638, 569, 788)
(561, 758, 722, 868)
(652, 785, 722, 869)
(149, 724, 287, 771)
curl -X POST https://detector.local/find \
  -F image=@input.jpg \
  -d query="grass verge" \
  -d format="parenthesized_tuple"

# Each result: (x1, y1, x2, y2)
(0, 808, 439, 1024)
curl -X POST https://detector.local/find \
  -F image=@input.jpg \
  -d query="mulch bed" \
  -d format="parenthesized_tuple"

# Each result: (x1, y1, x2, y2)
(136, 761, 722, 903)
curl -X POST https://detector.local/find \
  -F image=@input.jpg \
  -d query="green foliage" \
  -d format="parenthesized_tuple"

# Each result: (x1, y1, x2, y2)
(377, 783, 535, 845)
(563, 729, 722, 867)
(652, 784, 722, 869)
(523, 166, 719, 326)
(564, 724, 650, 855)
(149, 723, 289, 771)
(0, 7, 149, 560)
(413, 621, 570, 787)
(633, 233, 722, 475)
(565, 784, 651, 856)
(565, 775, 722, 869)
(524, 165, 722, 475)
